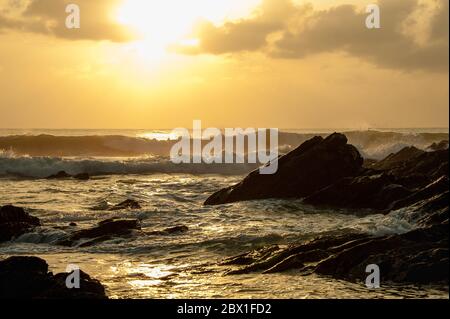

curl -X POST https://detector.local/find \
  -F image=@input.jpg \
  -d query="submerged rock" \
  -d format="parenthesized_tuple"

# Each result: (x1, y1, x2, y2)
(0, 256, 107, 299)
(73, 173, 90, 181)
(57, 218, 141, 247)
(147, 225, 189, 236)
(46, 171, 72, 179)
(205, 133, 363, 205)
(110, 199, 142, 210)
(46, 171, 90, 181)
(0, 205, 41, 242)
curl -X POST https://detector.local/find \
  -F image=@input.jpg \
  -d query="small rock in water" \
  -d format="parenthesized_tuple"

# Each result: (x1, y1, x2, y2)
(147, 225, 189, 236)
(57, 218, 141, 246)
(46, 171, 72, 179)
(110, 199, 142, 210)
(73, 173, 90, 181)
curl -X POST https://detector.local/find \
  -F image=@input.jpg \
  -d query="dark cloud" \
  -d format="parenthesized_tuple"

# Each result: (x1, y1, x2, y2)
(272, 0, 449, 72)
(0, 0, 134, 42)
(176, 0, 449, 72)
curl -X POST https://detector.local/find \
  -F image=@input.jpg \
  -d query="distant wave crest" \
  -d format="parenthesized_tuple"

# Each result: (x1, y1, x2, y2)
(0, 130, 448, 177)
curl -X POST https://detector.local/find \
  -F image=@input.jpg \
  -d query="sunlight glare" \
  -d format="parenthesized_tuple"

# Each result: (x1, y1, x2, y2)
(116, 0, 261, 60)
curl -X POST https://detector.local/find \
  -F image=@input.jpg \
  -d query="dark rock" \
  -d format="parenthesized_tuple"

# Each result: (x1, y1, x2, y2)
(304, 174, 412, 211)
(385, 149, 448, 183)
(222, 223, 449, 285)
(363, 158, 378, 168)
(46, 171, 72, 179)
(414, 191, 449, 227)
(314, 224, 449, 284)
(205, 133, 363, 205)
(69, 222, 77, 227)
(0, 256, 107, 299)
(147, 225, 189, 236)
(370, 146, 425, 171)
(205, 134, 449, 286)
(110, 199, 141, 210)
(270, 144, 447, 211)
(0, 205, 41, 242)
(57, 218, 141, 246)
(73, 173, 90, 181)
(390, 176, 449, 211)
(427, 140, 449, 151)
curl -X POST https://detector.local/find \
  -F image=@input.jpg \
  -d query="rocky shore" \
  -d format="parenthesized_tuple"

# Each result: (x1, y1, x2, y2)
(0, 132, 448, 297)
(206, 133, 449, 286)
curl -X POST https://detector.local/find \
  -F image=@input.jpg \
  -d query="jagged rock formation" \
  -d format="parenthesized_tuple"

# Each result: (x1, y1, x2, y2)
(206, 133, 449, 285)
(205, 133, 363, 205)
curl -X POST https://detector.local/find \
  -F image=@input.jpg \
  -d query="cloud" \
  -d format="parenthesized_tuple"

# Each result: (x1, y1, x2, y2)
(0, 0, 134, 42)
(176, 0, 449, 72)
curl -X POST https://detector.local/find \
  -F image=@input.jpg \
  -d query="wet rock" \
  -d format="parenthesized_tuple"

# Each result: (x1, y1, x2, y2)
(0, 205, 41, 242)
(414, 191, 449, 227)
(385, 149, 448, 184)
(147, 225, 189, 236)
(370, 146, 425, 171)
(427, 140, 449, 151)
(206, 134, 449, 286)
(110, 199, 141, 210)
(57, 218, 141, 246)
(0, 256, 107, 299)
(205, 133, 363, 205)
(222, 223, 449, 285)
(314, 224, 449, 284)
(206, 135, 448, 211)
(46, 171, 90, 181)
(304, 174, 412, 211)
(390, 176, 449, 211)
(73, 173, 90, 181)
(302, 146, 448, 211)
(46, 171, 72, 179)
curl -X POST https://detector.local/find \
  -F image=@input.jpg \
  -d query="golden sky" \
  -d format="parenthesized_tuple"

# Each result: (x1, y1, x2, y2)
(0, 0, 448, 129)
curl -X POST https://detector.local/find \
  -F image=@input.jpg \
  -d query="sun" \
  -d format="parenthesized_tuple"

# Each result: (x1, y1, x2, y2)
(117, 0, 199, 52)
(116, 0, 261, 59)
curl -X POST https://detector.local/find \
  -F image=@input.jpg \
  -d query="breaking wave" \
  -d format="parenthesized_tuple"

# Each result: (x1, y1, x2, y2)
(0, 130, 447, 178)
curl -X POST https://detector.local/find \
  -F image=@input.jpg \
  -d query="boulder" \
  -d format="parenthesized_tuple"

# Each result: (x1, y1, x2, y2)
(0, 205, 41, 242)
(0, 256, 107, 299)
(205, 133, 363, 205)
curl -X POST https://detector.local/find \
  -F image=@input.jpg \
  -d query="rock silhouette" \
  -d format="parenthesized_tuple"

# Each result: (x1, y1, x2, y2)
(205, 133, 363, 205)
(0, 256, 107, 299)
(0, 205, 41, 242)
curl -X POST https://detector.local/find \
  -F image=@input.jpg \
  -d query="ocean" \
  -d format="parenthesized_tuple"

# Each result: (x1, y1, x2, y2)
(0, 128, 448, 298)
